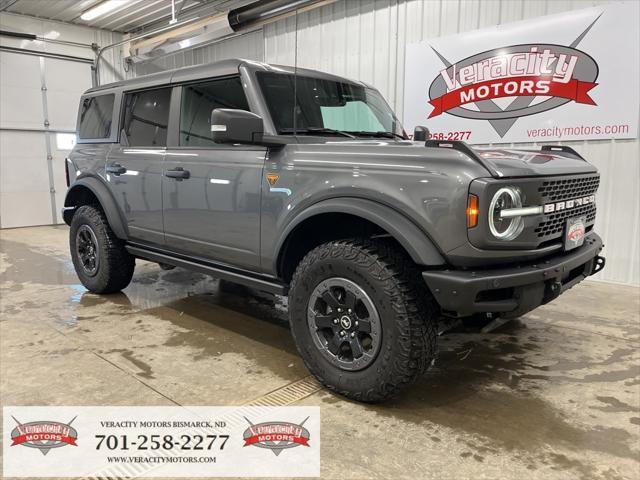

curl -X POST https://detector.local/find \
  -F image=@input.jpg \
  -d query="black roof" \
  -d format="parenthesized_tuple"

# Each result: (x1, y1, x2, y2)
(86, 58, 369, 95)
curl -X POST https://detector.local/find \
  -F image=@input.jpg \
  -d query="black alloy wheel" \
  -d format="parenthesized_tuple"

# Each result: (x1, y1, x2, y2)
(307, 277, 382, 371)
(75, 224, 100, 276)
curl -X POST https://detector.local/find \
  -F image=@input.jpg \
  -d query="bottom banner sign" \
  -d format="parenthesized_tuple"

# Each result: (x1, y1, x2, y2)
(3, 406, 320, 478)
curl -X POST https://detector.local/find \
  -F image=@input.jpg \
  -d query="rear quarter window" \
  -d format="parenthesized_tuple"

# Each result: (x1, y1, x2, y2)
(78, 94, 114, 139)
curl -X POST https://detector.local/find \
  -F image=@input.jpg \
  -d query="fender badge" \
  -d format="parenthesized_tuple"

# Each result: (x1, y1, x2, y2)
(266, 173, 279, 186)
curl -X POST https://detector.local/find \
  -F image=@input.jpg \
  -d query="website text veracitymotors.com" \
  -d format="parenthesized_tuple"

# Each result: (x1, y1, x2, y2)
(526, 123, 630, 139)
(107, 456, 217, 463)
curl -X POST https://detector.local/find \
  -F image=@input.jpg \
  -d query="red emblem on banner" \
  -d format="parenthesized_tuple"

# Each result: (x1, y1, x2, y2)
(10, 417, 78, 455)
(428, 75, 597, 118)
(242, 418, 311, 456)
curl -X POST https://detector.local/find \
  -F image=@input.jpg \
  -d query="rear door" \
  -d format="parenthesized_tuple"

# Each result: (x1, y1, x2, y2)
(107, 87, 172, 246)
(162, 76, 266, 270)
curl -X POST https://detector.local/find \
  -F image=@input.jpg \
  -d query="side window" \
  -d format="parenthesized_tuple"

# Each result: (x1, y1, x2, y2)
(78, 94, 114, 139)
(180, 77, 249, 146)
(122, 88, 172, 147)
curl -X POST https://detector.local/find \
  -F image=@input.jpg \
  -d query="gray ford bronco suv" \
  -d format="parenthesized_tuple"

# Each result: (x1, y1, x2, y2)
(64, 58, 605, 402)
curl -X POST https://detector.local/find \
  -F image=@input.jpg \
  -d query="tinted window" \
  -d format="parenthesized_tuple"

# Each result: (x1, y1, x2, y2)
(78, 94, 114, 139)
(257, 72, 403, 137)
(122, 88, 172, 147)
(180, 77, 249, 146)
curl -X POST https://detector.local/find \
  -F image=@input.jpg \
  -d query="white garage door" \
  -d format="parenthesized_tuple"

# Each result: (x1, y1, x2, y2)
(0, 51, 92, 228)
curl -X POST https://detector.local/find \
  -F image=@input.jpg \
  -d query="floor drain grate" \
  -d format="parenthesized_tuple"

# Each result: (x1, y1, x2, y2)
(246, 375, 323, 406)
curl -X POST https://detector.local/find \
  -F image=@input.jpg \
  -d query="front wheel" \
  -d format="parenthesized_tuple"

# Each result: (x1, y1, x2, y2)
(288, 238, 438, 402)
(70, 205, 135, 294)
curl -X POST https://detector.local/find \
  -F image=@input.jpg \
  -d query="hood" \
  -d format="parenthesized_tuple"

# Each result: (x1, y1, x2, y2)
(283, 138, 491, 178)
(473, 147, 597, 178)
(286, 136, 597, 179)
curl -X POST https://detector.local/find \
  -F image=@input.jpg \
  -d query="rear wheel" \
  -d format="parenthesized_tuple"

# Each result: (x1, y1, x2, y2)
(70, 205, 135, 293)
(288, 238, 438, 402)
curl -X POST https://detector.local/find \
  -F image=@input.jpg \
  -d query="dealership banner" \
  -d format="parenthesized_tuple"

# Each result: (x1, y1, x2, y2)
(3, 406, 320, 477)
(403, 2, 639, 144)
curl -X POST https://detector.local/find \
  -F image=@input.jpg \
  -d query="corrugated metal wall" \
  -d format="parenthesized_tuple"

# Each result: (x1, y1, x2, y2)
(95, 29, 126, 85)
(132, 30, 263, 76)
(130, 0, 639, 286)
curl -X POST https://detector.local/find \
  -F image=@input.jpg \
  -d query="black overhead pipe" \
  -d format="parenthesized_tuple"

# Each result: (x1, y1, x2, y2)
(227, 0, 318, 31)
(0, 29, 93, 48)
(0, 30, 36, 41)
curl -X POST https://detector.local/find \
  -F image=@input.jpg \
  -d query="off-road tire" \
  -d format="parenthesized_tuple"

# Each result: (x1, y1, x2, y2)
(288, 238, 439, 402)
(70, 205, 135, 293)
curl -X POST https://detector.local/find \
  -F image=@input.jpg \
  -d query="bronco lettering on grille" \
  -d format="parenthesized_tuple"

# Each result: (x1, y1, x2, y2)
(543, 194, 596, 214)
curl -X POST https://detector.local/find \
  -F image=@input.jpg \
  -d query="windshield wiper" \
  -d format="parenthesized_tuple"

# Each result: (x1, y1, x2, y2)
(281, 127, 356, 138)
(348, 131, 406, 140)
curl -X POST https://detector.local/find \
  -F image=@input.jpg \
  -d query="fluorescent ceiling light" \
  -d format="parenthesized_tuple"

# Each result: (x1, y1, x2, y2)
(80, 0, 128, 21)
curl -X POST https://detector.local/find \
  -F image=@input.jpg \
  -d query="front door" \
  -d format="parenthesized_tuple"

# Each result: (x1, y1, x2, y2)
(106, 87, 172, 246)
(162, 77, 265, 270)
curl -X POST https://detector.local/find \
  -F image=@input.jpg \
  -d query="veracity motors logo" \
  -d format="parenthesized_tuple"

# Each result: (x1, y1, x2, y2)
(243, 417, 310, 456)
(427, 14, 601, 137)
(10, 415, 78, 455)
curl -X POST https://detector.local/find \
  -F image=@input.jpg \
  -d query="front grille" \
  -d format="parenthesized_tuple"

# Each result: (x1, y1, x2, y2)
(534, 174, 599, 239)
(535, 203, 597, 238)
(537, 175, 600, 202)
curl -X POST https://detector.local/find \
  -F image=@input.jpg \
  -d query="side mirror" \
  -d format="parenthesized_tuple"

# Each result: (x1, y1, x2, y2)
(211, 109, 264, 144)
(413, 126, 430, 141)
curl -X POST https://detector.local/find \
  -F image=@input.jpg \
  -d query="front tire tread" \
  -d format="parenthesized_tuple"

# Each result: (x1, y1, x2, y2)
(289, 238, 438, 402)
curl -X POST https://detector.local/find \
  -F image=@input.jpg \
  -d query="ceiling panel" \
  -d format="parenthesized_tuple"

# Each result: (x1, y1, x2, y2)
(0, 0, 251, 33)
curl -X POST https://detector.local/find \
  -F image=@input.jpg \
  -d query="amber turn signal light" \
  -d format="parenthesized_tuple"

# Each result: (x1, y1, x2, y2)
(467, 194, 479, 228)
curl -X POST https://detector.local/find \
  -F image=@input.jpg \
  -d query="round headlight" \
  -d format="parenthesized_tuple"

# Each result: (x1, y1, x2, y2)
(489, 187, 524, 240)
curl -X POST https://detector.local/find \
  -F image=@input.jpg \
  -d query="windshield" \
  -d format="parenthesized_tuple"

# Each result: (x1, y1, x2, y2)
(257, 72, 405, 138)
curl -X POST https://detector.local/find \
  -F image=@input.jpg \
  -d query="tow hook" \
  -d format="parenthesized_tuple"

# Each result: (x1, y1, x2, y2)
(545, 281, 563, 303)
(591, 255, 606, 275)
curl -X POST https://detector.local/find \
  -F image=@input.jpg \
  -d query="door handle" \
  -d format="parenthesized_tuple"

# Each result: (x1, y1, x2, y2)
(106, 163, 127, 175)
(165, 167, 190, 180)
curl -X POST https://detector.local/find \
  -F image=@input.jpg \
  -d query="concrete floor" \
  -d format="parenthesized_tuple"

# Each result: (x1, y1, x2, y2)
(1, 225, 639, 480)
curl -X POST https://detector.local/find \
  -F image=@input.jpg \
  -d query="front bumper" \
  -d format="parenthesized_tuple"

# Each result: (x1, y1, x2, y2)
(423, 232, 604, 317)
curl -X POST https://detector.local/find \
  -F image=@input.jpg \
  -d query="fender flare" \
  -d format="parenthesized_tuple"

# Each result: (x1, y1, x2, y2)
(64, 176, 128, 239)
(274, 197, 446, 272)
